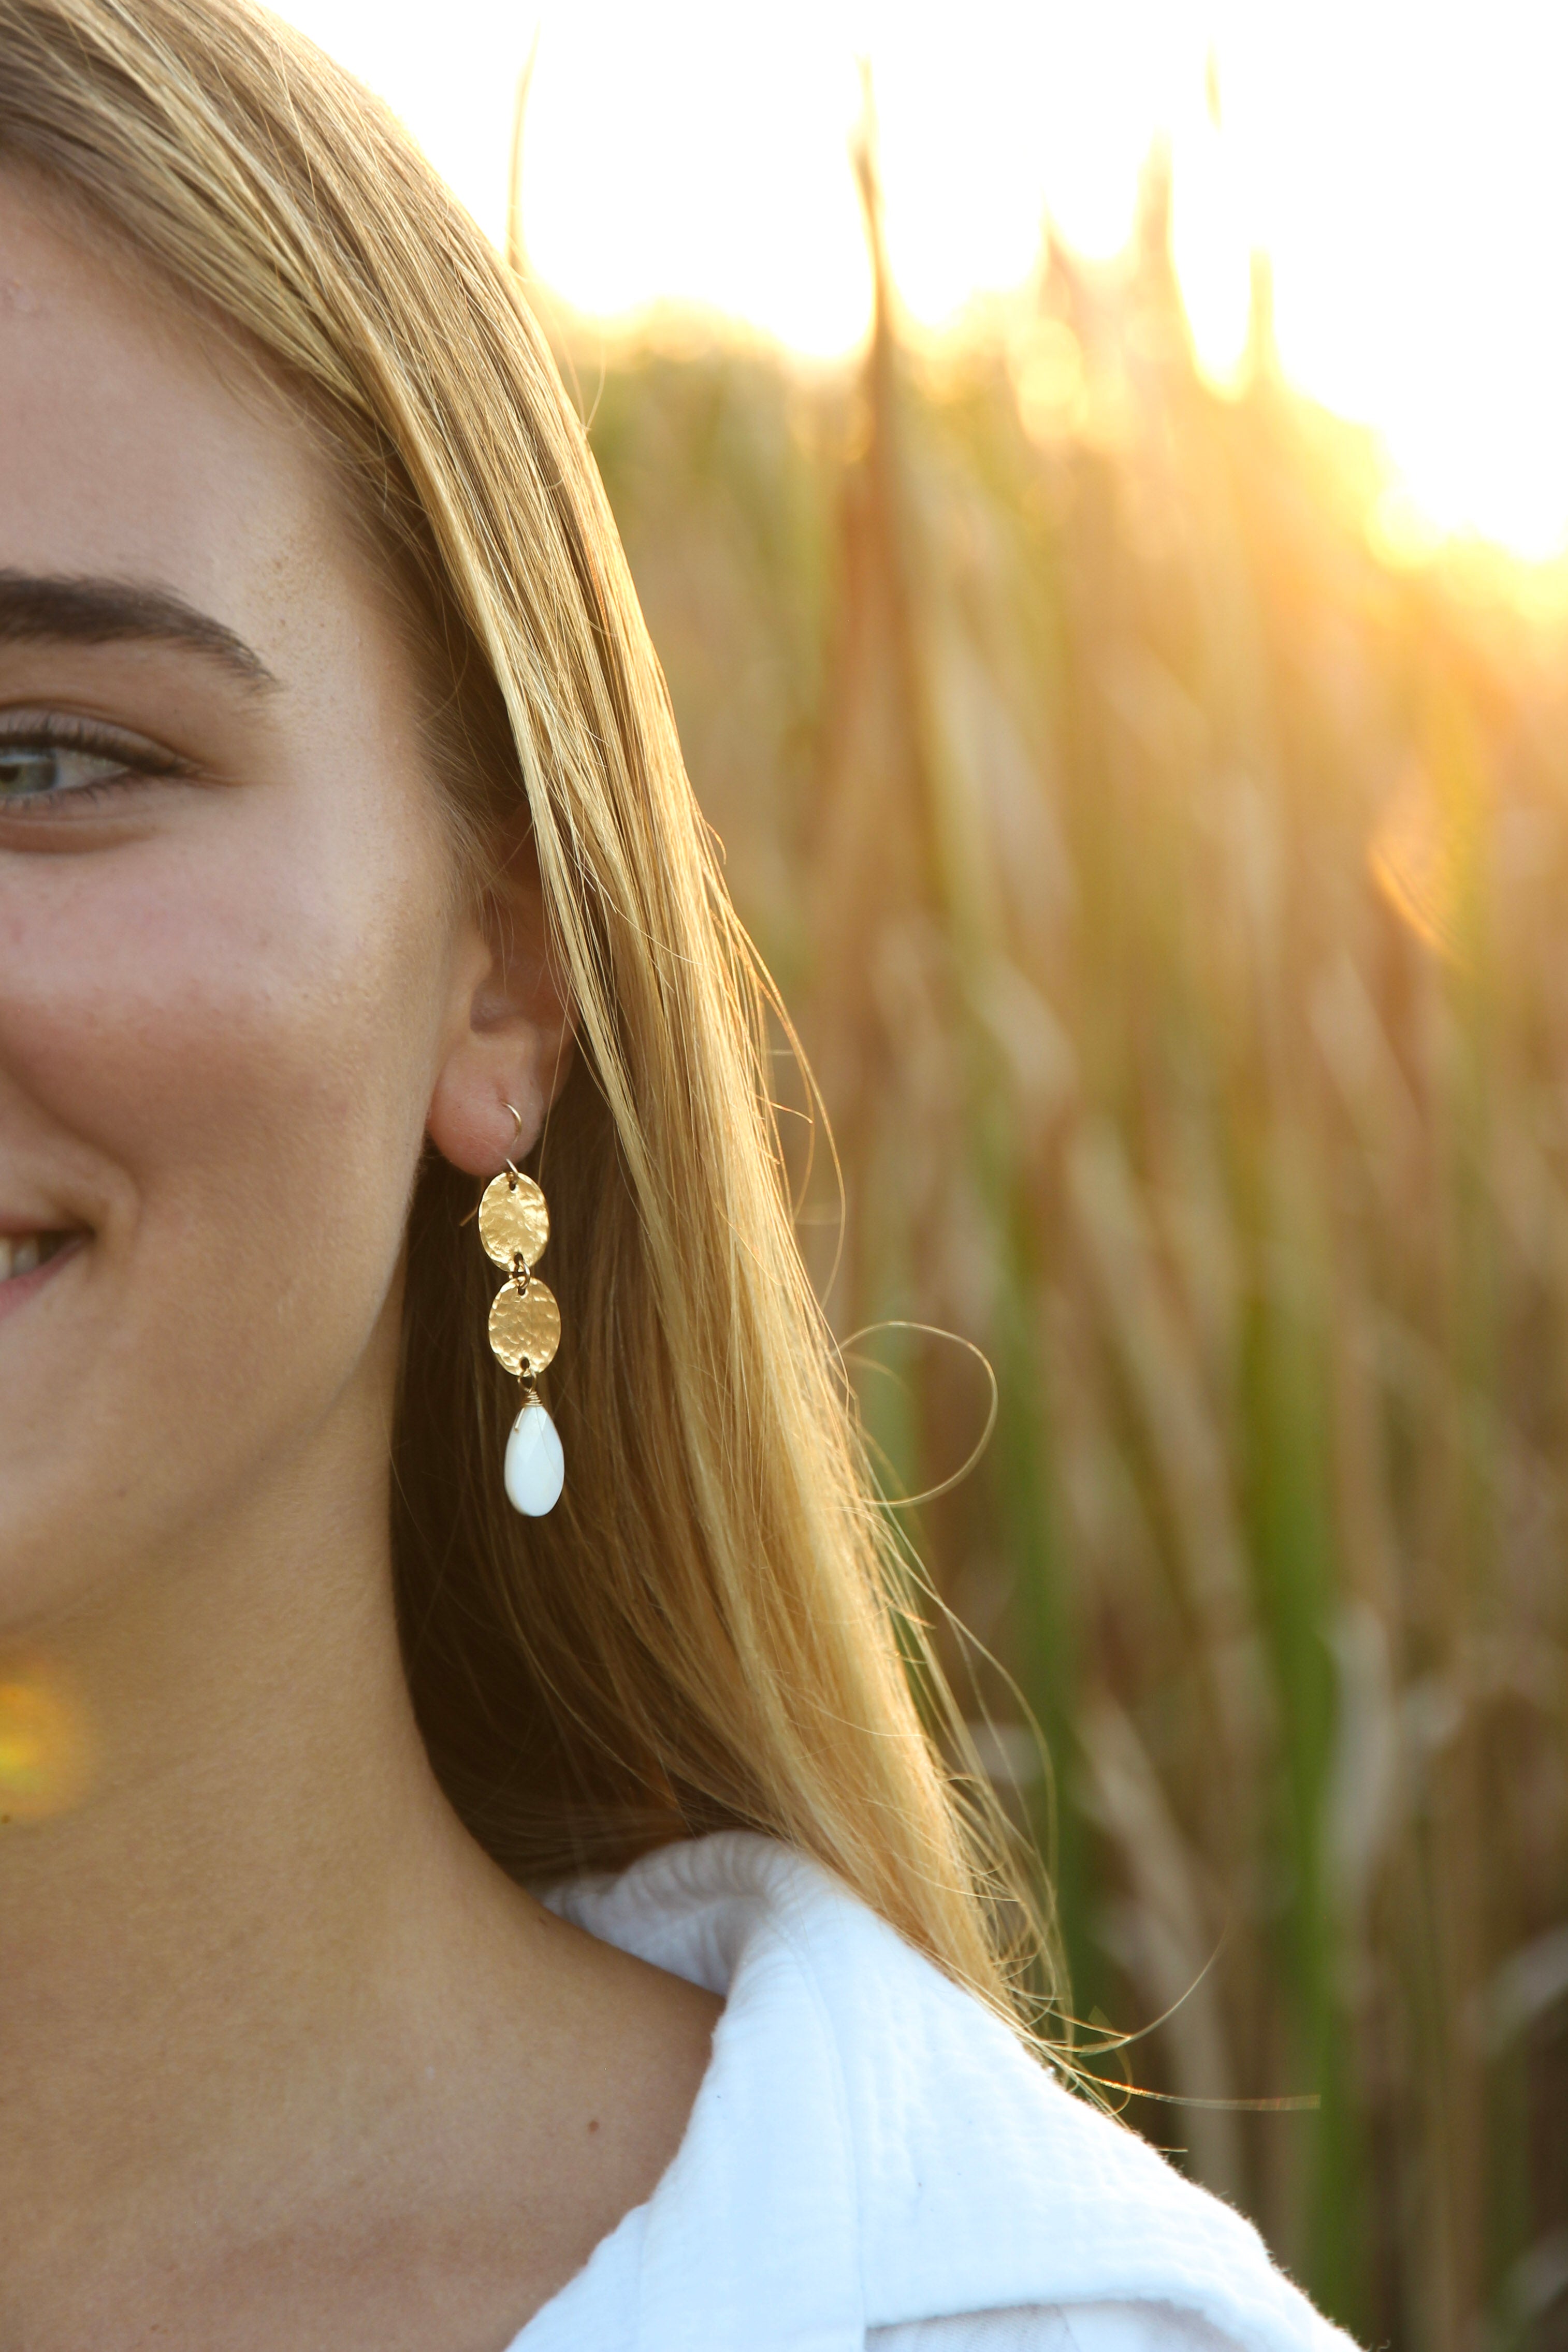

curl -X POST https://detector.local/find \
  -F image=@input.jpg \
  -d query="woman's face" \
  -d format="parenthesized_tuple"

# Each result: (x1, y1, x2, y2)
(0, 177, 507, 1624)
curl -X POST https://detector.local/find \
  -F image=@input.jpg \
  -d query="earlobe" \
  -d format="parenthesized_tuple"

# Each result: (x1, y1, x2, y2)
(426, 1065, 549, 1179)
(425, 877, 574, 1179)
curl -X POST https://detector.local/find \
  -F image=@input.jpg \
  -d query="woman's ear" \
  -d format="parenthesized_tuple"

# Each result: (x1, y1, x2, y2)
(425, 839, 575, 1178)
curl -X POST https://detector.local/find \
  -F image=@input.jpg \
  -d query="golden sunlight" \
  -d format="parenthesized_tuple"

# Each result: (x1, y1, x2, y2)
(0, 1657, 94, 1822)
(277, 0, 1568, 562)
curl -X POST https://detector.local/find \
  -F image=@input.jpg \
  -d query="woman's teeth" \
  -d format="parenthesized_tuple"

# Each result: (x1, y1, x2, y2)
(0, 1232, 70, 1281)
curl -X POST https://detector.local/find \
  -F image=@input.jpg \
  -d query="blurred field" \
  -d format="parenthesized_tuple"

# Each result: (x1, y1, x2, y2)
(561, 154, 1568, 2352)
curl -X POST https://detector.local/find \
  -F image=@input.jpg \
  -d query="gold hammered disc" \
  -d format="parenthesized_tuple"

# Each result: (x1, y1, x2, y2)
(488, 1275, 561, 1375)
(478, 1172, 549, 1270)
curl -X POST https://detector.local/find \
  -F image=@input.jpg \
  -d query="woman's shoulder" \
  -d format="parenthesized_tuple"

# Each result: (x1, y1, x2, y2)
(538, 1834, 1354, 2352)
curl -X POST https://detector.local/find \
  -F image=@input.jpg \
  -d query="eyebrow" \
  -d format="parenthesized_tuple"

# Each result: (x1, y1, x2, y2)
(0, 570, 278, 690)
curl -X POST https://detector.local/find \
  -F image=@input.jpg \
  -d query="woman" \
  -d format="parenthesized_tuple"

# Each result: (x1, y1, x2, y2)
(0, 4, 1347, 2346)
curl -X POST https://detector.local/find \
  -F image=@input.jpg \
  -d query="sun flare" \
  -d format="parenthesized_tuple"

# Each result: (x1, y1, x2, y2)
(276, 0, 1568, 565)
(0, 1657, 94, 1823)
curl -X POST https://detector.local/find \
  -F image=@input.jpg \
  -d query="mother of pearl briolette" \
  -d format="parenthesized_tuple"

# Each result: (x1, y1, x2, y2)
(505, 1399, 564, 1517)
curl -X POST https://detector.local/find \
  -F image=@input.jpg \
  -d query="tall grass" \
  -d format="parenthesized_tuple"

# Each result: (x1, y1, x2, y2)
(573, 156, 1568, 2352)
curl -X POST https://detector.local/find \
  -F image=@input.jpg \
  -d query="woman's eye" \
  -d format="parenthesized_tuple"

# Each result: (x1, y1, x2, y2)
(0, 738, 158, 803)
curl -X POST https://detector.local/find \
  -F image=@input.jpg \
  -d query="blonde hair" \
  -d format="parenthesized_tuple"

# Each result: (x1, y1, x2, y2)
(0, 0, 1056, 2027)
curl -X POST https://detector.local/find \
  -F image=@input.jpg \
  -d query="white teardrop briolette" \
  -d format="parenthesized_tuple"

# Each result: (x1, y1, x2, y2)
(504, 1398, 564, 1517)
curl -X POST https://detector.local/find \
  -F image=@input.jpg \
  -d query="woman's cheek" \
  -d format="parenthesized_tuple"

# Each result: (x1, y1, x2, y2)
(0, 781, 437, 1181)
(0, 796, 444, 1594)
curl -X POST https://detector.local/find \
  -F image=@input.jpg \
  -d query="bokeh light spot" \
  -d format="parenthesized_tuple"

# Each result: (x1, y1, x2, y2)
(0, 1663, 94, 1822)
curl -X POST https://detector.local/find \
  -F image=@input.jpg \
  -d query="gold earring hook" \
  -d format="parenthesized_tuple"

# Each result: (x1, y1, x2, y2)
(456, 1103, 529, 1230)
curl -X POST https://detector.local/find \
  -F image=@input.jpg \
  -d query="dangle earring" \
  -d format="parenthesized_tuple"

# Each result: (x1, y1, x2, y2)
(477, 1105, 564, 1517)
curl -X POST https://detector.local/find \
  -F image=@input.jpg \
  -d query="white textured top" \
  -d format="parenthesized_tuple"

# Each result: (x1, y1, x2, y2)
(511, 1834, 1353, 2352)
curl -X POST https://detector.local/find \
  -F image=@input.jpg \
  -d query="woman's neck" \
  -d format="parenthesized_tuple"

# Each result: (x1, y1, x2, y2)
(0, 1376, 446, 2197)
(0, 1368, 721, 2352)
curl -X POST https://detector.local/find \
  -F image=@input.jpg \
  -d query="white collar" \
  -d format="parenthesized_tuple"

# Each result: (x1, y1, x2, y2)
(524, 1833, 1348, 2352)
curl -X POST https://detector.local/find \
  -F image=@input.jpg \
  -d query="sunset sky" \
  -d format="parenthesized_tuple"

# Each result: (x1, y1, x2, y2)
(276, 0, 1568, 562)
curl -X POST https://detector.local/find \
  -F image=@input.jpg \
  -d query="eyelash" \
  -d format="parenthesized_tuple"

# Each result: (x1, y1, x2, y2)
(0, 714, 192, 809)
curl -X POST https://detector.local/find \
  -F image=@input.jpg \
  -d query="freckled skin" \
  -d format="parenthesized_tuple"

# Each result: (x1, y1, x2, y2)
(0, 176, 719, 2352)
